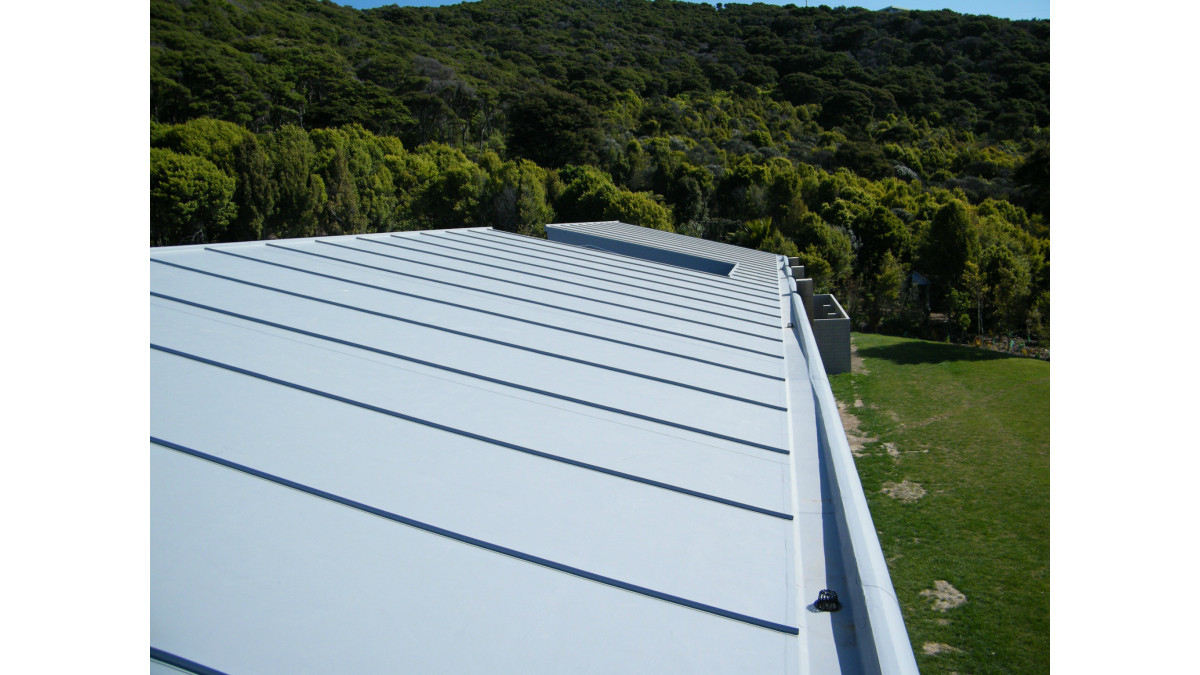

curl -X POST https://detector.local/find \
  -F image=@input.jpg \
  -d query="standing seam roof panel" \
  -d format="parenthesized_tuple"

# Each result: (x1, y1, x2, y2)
(150, 224, 918, 674)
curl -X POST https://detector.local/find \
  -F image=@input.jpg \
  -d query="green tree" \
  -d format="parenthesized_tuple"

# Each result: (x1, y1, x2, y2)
(792, 212, 854, 287)
(150, 148, 237, 246)
(866, 249, 904, 329)
(408, 143, 488, 230)
(795, 245, 835, 293)
(960, 260, 987, 337)
(920, 200, 978, 311)
(981, 244, 1031, 332)
(230, 134, 273, 242)
(555, 166, 673, 231)
(732, 217, 799, 257)
(263, 125, 326, 239)
(732, 217, 775, 249)
(319, 148, 364, 235)
(1015, 143, 1050, 221)
(819, 89, 874, 130)
(854, 205, 909, 277)
(482, 157, 555, 237)
(507, 87, 602, 168)
(153, 117, 251, 175)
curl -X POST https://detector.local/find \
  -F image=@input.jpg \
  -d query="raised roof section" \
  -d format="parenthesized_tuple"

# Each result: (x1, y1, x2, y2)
(548, 220, 780, 284)
(150, 225, 917, 674)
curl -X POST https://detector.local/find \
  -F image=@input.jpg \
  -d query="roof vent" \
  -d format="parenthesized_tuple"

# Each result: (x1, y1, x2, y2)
(815, 589, 841, 612)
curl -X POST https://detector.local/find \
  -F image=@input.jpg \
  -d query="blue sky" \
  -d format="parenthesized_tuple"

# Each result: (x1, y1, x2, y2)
(335, 1, 1049, 22)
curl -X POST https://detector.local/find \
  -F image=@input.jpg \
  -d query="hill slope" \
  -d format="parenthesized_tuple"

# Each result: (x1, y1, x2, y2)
(150, 0, 1049, 339)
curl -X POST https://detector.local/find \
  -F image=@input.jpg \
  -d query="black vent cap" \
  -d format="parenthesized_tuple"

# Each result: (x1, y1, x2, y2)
(815, 589, 841, 612)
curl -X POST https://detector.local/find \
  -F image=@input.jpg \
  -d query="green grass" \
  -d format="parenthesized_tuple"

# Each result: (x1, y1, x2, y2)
(828, 332, 1049, 674)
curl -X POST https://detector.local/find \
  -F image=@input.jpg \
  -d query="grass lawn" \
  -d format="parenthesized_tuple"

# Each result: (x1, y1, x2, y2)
(828, 332, 1049, 674)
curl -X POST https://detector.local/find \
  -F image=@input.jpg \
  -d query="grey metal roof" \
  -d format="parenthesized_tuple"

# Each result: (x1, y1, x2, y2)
(546, 220, 783, 285)
(150, 224, 917, 674)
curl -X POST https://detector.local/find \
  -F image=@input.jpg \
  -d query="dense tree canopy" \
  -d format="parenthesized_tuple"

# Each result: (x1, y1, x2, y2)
(150, 147, 237, 246)
(150, 0, 1050, 341)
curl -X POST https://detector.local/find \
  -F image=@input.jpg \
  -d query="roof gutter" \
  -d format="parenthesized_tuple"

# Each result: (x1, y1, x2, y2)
(785, 266, 920, 675)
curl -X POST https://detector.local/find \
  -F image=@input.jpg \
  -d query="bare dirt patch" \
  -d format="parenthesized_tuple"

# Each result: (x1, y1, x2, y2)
(920, 580, 967, 611)
(883, 442, 900, 459)
(880, 479, 925, 502)
(922, 642, 962, 655)
(850, 336, 869, 374)
(837, 400, 876, 457)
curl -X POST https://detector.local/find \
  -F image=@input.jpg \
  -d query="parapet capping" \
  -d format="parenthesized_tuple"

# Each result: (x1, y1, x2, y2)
(784, 271, 920, 675)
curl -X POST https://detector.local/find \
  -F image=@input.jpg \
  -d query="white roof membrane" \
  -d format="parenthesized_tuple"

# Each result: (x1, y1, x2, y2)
(150, 225, 918, 674)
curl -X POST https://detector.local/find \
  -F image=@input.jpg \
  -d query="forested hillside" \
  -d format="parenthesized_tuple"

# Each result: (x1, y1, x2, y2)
(150, 0, 1049, 341)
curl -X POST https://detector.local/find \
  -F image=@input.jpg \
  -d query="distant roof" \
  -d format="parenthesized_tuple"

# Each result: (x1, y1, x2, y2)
(150, 224, 917, 673)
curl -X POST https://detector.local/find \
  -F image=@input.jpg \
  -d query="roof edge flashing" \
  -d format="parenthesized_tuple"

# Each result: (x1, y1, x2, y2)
(546, 224, 737, 277)
(788, 291, 920, 675)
